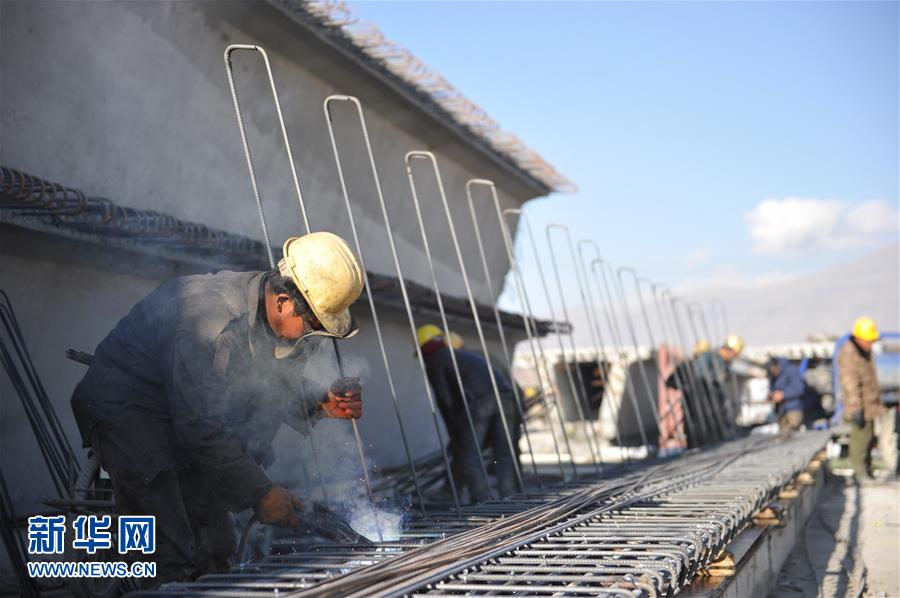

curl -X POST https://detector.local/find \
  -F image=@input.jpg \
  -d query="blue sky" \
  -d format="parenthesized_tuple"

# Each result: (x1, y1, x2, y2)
(349, 1, 898, 315)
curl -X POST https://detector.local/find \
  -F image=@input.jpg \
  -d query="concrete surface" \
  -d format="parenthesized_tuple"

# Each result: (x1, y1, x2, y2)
(771, 471, 899, 597)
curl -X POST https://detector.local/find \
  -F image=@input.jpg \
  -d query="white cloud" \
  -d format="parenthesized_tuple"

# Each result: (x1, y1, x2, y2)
(685, 247, 710, 268)
(745, 197, 899, 254)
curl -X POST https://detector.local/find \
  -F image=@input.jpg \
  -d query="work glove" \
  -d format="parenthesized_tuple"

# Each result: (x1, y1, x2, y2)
(851, 410, 865, 428)
(255, 486, 303, 529)
(322, 377, 362, 419)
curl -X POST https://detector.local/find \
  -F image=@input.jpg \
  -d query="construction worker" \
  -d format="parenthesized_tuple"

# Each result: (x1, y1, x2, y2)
(70, 232, 365, 587)
(417, 325, 519, 503)
(838, 316, 886, 482)
(767, 357, 807, 436)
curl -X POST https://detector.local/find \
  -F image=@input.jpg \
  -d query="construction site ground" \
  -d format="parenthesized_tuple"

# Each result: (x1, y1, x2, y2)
(770, 470, 899, 597)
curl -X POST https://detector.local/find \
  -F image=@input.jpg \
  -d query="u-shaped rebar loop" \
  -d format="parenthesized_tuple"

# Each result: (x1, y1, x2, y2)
(590, 259, 651, 452)
(686, 302, 731, 442)
(633, 277, 689, 445)
(615, 267, 663, 435)
(500, 209, 577, 479)
(544, 225, 604, 472)
(323, 95, 427, 514)
(404, 152, 496, 500)
(665, 293, 717, 445)
(575, 241, 628, 462)
(688, 303, 734, 440)
(223, 44, 330, 502)
(465, 180, 543, 483)
(651, 283, 706, 447)
(409, 154, 525, 496)
(677, 299, 728, 443)
(503, 216, 600, 473)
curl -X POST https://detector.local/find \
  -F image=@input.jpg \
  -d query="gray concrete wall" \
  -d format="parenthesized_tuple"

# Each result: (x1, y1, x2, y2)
(1, 0, 533, 304)
(0, 0, 544, 570)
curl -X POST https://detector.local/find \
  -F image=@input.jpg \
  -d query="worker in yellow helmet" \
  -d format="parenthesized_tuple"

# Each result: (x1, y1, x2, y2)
(416, 325, 520, 502)
(838, 316, 886, 482)
(71, 232, 365, 586)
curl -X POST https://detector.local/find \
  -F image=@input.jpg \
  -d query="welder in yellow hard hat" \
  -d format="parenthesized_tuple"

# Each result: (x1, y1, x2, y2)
(71, 231, 365, 586)
(839, 316, 886, 482)
(416, 324, 521, 503)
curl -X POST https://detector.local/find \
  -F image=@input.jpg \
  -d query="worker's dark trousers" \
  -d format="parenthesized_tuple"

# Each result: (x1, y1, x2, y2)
(453, 393, 519, 502)
(92, 429, 236, 588)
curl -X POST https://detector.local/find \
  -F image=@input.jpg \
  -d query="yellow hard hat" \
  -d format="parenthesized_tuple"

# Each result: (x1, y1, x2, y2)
(416, 324, 444, 347)
(278, 232, 364, 338)
(693, 339, 711, 355)
(724, 334, 745, 355)
(852, 316, 879, 342)
(447, 331, 464, 350)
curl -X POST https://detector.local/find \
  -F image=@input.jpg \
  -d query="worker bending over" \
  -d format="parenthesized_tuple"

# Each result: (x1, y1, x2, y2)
(71, 232, 365, 586)
(418, 325, 519, 503)
(838, 316, 885, 483)
(767, 357, 808, 436)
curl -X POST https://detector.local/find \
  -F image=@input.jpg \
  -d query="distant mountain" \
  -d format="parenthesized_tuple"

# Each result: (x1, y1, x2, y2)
(561, 243, 899, 348)
(680, 243, 899, 344)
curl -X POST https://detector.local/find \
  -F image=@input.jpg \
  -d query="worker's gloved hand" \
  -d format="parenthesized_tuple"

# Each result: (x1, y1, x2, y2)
(850, 410, 865, 428)
(255, 486, 303, 529)
(322, 377, 362, 419)
(771, 390, 784, 403)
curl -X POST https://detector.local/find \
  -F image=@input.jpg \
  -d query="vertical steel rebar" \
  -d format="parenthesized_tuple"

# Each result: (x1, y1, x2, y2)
(544, 225, 605, 469)
(403, 154, 494, 500)
(712, 298, 742, 427)
(498, 209, 577, 479)
(689, 303, 734, 439)
(406, 152, 525, 495)
(503, 211, 600, 473)
(223, 47, 379, 533)
(575, 241, 629, 461)
(465, 180, 544, 481)
(614, 267, 662, 432)
(590, 259, 651, 451)
(650, 283, 705, 446)
(223, 44, 327, 500)
(666, 293, 720, 443)
(323, 95, 427, 513)
(633, 277, 690, 445)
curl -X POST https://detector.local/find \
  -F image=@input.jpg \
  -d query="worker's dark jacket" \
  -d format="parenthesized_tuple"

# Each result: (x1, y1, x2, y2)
(769, 358, 806, 413)
(424, 345, 513, 431)
(71, 271, 327, 511)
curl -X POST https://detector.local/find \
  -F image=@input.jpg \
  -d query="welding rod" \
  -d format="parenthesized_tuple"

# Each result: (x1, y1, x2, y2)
(465, 179, 542, 481)
(497, 209, 576, 479)
(223, 46, 381, 532)
(323, 95, 426, 514)
(403, 152, 494, 499)
(407, 152, 525, 496)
